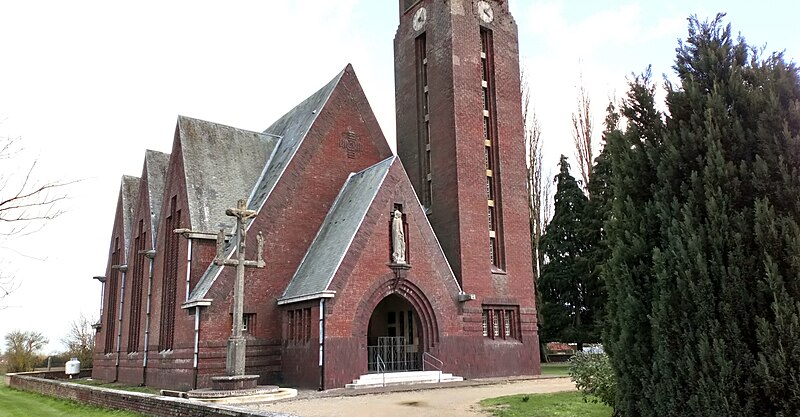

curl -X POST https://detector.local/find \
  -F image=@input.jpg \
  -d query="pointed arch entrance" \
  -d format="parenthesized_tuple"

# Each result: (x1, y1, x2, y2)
(367, 293, 422, 372)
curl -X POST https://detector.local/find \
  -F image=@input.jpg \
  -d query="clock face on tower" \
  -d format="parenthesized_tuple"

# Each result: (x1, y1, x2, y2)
(413, 7, 427, 31)
(477, 1, 493, 23)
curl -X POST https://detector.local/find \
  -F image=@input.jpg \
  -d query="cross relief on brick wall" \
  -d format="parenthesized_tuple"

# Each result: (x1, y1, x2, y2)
(339, 128, 363, 159)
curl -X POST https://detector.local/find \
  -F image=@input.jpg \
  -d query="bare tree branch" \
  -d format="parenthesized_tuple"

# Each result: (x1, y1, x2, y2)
(61, 313, 96, 367)
(522, 67, 553, 361)
(572, 75, 594, 193)
(0, 135, 77, 304)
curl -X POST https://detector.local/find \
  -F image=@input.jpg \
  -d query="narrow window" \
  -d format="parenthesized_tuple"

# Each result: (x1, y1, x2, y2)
(158, 196, 180, 351)
(105, 238, 120, 354)
(504, 309, 513, 338)
(242, 314, 254, 334)
(481, 27, 504, 269)
(304, 308, 312, 343)
(287, 310, 294, 344)
(416, 33, 433, 211)
(127, 220, 146, 352)
(482, 310, 489, 337)
(492, 310, 500, 337)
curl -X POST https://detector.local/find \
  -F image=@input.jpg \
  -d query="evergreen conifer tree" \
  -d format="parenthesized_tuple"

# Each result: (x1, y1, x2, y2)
(604, 14, 800, 416)
(540, 155, 603, 350)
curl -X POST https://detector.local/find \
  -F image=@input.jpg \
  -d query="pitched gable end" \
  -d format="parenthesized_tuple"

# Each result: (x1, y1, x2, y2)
(279, 157, 395, 304)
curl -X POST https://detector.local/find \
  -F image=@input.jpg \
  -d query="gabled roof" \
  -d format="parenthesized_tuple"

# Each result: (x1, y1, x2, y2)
(279, 157, 395, 304)
(143, 150, 170, 248)
(178, 116, 279, 234)
(120, 175, 141, 260)
(185, 67, 346, 306)
(248, 66, 346, 214)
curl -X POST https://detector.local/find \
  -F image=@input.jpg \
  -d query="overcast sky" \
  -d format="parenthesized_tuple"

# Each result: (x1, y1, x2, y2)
(0, 0, 797, 354)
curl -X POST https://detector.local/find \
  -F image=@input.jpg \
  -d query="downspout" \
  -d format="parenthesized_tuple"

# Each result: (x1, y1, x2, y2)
(112, 264, 128, 382)
(319, 298, 326, 391)
(141, 249, 156, 385)
(193, 306, 200, 389)
(184, 238, 193, 302)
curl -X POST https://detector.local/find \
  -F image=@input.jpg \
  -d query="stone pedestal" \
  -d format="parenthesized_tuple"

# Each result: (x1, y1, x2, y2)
(210, 374, 260, 391)
(225, 337, 247, 376)
(387, 263, 411, 290)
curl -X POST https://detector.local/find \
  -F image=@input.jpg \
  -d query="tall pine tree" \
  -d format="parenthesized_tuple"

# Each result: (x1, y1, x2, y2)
(540, 155, 603, 350)
(605, 14, 800, 416)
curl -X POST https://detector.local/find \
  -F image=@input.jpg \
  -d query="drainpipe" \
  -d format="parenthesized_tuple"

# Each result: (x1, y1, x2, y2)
(184, 238, 193, 302)
(111, 264, 128, 382)
(140, 249, 156, 384)
(319, 298, 326, 391)
(193, 306, 200, 389)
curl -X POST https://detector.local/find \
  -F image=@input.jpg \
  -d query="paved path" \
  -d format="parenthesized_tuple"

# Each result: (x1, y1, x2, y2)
(246, 377, 575, 417)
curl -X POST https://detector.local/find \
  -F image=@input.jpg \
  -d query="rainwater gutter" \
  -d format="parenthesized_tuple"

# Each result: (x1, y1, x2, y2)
(140, 249, 156, 384)
(319, 298, 326, 391)
(193, 306, 200, 389)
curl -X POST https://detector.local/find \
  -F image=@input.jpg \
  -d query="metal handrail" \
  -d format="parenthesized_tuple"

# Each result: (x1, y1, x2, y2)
(422, 352, 444, 382)
(376, 354, 387, 387)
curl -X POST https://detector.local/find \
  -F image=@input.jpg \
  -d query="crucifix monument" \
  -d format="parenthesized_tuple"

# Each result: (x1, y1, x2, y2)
(212, 198, 265, 390)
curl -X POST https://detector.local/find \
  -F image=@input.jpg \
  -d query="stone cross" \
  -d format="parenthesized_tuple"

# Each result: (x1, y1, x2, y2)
(214, 199, 265, 377)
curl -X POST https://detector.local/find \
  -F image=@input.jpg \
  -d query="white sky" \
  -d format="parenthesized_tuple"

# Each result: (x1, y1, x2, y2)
(0, 0, 797, 354)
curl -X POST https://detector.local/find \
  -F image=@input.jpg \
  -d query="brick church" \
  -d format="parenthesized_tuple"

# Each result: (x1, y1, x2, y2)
(92, 0, 540, 390)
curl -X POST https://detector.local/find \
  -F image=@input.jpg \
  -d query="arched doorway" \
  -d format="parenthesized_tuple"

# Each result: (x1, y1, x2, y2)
(367, 294, 422, 372)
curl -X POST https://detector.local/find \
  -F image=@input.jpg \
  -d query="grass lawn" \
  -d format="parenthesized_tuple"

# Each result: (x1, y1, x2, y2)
(540, 363, 571, 377)
(481, 391, 612, 417)
(0, 385, 148, 417)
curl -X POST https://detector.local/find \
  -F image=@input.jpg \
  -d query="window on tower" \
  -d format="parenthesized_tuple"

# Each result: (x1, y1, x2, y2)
(481, 27, 504, 269)
(482, 306, 520, 340)
(416, 33, 433, 212)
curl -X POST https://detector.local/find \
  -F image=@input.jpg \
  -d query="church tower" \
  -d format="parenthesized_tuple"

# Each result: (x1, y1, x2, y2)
(395, 0, 536, 313)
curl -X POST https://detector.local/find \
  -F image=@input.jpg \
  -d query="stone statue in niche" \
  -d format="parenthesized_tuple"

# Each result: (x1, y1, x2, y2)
(392, 209, 406, 264)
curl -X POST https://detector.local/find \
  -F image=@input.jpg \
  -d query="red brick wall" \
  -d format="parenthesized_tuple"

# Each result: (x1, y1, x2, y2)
(319, 161, 465, 388)
(8, 374, 283, 417)
(280, 300, 321, 388)
(196, 66, 393, 390)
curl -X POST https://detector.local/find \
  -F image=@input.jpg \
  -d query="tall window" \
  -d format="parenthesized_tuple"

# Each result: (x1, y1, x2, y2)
(286, 308, 312, 345)
(481, 28, 504, 268)
(104, 238, 120, 354)
(416, 33, 433, 211)
(158, 196, 180, 351)
(127, 220, 146, 352)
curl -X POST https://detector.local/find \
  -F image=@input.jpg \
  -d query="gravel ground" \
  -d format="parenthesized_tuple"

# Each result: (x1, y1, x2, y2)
(246, 377, 575, 417)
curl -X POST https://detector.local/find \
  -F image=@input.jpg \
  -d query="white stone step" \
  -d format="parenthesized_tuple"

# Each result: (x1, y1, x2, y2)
(345, 371, 464, 389)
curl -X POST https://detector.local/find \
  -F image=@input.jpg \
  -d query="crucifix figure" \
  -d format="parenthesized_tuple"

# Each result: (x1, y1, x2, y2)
(214, 199, 265, 377)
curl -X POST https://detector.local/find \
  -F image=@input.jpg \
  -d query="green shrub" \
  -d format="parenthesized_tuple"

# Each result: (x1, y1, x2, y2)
(569, 352, 616, 413)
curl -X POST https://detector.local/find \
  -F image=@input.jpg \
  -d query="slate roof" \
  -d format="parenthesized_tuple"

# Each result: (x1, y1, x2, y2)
(178, 116, 279, 234)
(280, 157, 395, 303)
(185, 67, 346, 305)
(143, 150, 170, 248)
(120, 175, 141, 260)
